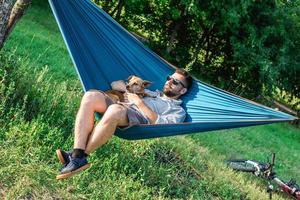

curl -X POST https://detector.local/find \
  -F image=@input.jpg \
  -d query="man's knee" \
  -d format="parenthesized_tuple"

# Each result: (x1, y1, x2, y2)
(81, 90, 105, 106)
(102, 104, 127, 123)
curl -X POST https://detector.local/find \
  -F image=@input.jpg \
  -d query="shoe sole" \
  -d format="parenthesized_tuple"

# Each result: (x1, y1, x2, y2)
(56, 163, 91, 180)
(56, 149, 66, 164)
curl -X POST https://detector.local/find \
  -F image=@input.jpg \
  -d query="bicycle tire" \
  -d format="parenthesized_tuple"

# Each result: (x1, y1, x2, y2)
(226, 159, 257, 172)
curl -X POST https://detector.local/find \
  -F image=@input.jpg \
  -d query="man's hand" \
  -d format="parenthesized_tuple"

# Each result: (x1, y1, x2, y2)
(126, 92, 158, 124)
(125, 93, 158, 124)
(126, 93, 143, 106)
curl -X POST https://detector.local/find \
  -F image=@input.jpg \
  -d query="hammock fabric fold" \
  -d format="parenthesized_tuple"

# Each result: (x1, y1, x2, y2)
(48, 0, 296, 140)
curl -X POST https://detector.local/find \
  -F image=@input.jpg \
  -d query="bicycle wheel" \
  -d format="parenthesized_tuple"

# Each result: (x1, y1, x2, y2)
(226, 159, 257, 172)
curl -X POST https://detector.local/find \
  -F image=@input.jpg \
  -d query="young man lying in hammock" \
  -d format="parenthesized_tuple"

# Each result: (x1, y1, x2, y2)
(56, 68, 192, 179)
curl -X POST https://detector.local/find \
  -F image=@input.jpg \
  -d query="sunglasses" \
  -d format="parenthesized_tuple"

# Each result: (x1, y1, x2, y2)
(166, 76, 186, 88)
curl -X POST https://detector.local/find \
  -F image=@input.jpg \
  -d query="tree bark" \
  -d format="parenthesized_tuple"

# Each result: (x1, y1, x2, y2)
(166, 5, 187, 54)
(0, 0, 16, 49)
(101, 0, 112, 13)
(0, 0, 32, 49)
(110, 0, 124, 20)
(166, 19, 184, 54)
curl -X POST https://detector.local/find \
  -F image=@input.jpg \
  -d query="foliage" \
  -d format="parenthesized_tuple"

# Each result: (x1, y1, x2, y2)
(96, 0, 300, 106)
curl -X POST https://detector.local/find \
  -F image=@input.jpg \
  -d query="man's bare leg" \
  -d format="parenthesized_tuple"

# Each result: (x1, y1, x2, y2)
(56, 90, 114, 179)
(56, 104, 128, 179)
(85, 104, 129, 154)
(73, 90, 109, 150)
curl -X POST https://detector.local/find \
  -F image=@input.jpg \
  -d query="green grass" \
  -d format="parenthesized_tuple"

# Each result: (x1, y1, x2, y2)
(190, 123, 300, 183)
(3, 1, 77, 82)
(0, 1, 299, 199)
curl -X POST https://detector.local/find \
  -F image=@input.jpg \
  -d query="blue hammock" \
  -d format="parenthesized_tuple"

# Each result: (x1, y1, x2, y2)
(48, 0, 296, 140)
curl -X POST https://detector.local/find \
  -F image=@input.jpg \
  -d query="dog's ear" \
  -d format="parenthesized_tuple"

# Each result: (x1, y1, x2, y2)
(127, 75, 134, 82)
(143, 80, 152, 88)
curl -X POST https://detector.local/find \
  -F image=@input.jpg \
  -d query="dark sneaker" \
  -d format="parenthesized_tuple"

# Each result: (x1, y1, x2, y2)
(56, 149, 72, 165)
(56, 157, 90, 180)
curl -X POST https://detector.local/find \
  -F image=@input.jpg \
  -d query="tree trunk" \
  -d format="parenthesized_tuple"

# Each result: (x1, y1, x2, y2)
(166, 6, 187, 54)
(101, 0, 112, 13)
(0, 0, 16, 49)
(115, 0, 124, 21)
(0, 0, 32, 49)
(166, 20, 184, 54)
(110, 0, 124, 20)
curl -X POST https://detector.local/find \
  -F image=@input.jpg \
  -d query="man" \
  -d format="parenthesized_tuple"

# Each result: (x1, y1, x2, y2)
(56, 68, 192, 179)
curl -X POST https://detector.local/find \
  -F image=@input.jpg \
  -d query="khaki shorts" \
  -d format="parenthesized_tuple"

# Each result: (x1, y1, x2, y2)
(91, 90, 150, 128)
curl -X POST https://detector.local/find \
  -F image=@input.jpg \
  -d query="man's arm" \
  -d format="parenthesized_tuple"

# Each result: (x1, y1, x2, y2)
(126, 93, 158, 124)
(135, 101, 158, 124)
(111, 80, 126, 92)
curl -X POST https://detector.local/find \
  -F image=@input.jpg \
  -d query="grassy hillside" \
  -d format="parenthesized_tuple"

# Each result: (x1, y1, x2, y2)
(0, 1, 299, 199)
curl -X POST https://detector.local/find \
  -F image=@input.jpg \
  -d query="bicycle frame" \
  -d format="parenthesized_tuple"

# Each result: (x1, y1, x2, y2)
(227, 153, 300, 200)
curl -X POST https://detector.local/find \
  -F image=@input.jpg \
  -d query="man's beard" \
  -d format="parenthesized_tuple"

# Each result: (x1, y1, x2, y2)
(163, 87, 177, 97)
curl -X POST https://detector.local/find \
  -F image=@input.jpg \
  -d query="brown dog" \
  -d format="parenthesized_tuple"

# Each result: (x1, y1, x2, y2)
(105, 75, 152, 103)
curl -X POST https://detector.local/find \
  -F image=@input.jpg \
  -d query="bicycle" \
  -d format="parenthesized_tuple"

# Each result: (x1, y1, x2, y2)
(226, 153, 300, 200)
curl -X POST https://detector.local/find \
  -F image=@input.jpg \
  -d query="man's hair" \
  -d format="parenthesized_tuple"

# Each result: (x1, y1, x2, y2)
(175, 68, 193, 90)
